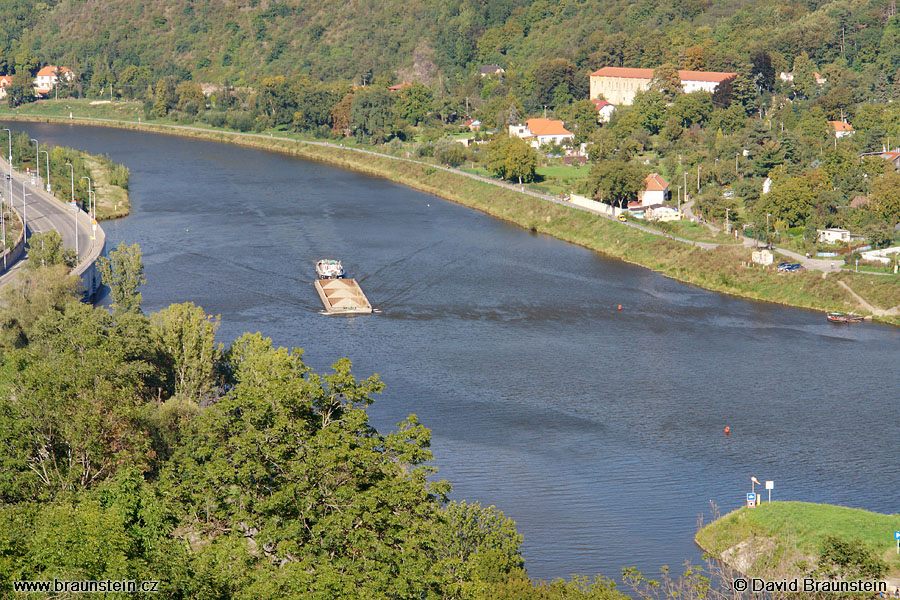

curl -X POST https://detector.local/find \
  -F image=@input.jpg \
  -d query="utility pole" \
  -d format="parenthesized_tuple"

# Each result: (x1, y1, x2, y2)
(725, 208, 730, 234)
(736, 152, 739, 176)
(697, 166, 701, 193)
(683, 170, 688, 202)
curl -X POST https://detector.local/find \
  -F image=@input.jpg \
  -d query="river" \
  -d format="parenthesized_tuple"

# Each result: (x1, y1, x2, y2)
(13, 122, 900, 582)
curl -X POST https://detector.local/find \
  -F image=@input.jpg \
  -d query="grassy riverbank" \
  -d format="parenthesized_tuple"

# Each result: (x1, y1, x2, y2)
(696, 502, 900, 581)
(2, 102, 898, 325)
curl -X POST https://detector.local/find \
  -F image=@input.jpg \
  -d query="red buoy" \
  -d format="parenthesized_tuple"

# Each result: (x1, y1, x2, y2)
(617, 305, 622, 311)
(724, 426, 731, 435)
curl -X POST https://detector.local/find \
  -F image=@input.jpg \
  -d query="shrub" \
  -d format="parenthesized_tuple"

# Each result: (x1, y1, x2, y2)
(225, 111, 254, 132)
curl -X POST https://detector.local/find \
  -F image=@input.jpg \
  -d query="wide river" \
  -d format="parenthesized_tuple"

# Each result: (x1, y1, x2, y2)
(15, 122, 900, 582)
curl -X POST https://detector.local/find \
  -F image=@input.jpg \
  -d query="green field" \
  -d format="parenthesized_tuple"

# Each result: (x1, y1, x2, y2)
(639, 218, 737, 245)
(696, 502, 900, 578)
(536, 164, 591, 180)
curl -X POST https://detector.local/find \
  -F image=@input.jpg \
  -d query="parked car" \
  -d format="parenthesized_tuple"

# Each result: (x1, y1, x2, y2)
(618, 214, 627, 222)
(778, 262, 802, 272)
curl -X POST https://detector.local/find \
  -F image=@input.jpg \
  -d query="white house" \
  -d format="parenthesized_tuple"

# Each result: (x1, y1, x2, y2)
(637, 173, 669, 206)
(591, 99, 616, 123)
(829, 121, 854, 138)
(817, 228, 850, 244)
(508, 118, 574, 149)
(33, 65, 74, 95)
(0, 75, 10, 99)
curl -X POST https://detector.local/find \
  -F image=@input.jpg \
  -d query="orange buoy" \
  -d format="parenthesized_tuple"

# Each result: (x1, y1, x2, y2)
(724, 426, 731, 435)
(617, 305, 622, 311)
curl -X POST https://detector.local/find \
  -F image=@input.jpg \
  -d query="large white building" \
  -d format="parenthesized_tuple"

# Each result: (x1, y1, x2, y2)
(589, 67, 736, 106)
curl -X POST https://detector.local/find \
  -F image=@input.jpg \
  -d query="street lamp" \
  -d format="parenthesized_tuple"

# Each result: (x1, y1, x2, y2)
(81, 176, 92, 219)
(66, 162, 77, 258)
(21, 180, 30, 240)
(3, 129, 11, 237)
(39, 150, 50, 192)
(30, 138, 39, 181)
(766, 213, 771, 247)
(1, 190, 5, 269)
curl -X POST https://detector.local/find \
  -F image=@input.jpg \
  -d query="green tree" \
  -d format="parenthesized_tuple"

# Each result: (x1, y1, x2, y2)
(815, 535, 887, 580)
(395, 83, 434, 126)
(533, 58, 576, 108)
(350, 87, 396, 143)
(5, 71, 35, 108)
(151, 302, 222, 402)
(870, 170, 900, 224)
(0, 301, 156, 501)
(97, 241, 146, 313)
(165, 333, 449, 598)
(0, 265, 80, 349)
(649, 63, 682, 100)
(25, 231, 76, 269)
(487, 136, 537, 184)
(793, 54, 818, 99)
(583, 159, 646, 207)
(175, 81, 205, 114)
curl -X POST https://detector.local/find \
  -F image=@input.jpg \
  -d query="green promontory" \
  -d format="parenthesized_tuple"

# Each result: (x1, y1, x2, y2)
(696, 502, 900, 582)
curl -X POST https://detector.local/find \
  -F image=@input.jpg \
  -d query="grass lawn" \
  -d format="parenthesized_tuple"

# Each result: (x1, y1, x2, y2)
(696, 501, 900, 578)
(0, 98, 144, 121)
(640, 219, 736, 245)
(536, 164, 591, 180)
(82, 155, 129, 220)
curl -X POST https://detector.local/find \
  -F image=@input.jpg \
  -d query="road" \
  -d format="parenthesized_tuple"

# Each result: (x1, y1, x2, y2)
(0, 156, 95, 287)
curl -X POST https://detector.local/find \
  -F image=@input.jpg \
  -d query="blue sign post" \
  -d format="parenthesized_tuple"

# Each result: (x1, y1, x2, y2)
(895, 531, 900, 554)
(747, 493, 756, 508)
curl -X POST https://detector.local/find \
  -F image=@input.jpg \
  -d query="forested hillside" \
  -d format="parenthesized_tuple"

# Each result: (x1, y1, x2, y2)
(3, 0, 898, 92)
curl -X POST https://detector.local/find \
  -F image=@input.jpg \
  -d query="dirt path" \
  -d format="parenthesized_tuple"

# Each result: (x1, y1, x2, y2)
(836, 280, 900, 316)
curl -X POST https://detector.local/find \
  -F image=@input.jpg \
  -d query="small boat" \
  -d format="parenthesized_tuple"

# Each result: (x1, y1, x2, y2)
(315, 259, 344, 279)
(826, 312, 863, 324)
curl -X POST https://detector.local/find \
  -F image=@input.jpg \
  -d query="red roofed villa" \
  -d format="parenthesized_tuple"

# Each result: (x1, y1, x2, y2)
(0, 75, 11, 99)
(591, 98, 616, 123)
(589, 66, 736, 106)
(509, 118, 574, 148)
(638, 173, 670, 206)
(829, 120, 854, 138)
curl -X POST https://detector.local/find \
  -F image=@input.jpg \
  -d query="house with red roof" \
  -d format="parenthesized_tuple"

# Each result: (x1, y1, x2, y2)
(0, 75, 11, 99)
(388, 81, 411, 92)
(637, 173, 670, 206)
(591, 98, 616, 123)
(589, 67, 736, 106)
(828, 120, 854, 138)
(33, 65, 73, 95)
(509, 118, 574, 148)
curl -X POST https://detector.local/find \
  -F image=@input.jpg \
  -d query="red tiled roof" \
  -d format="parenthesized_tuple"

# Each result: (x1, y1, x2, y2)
(525, 118, 572, 137)
(0, 76, 11, 86)
(592, 99, 612, 109)
(829, 121, 854, 132)
(389, 81, 411, 91)
(36, 65, 58, 77)
(589, 66, 736, 83)
(644, 173, 669, 192)
(881, 151, 900, 161)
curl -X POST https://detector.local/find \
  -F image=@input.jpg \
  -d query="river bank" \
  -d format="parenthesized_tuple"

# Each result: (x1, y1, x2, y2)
(2, 108, 897, 326)
(696, 502, 900, 589)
